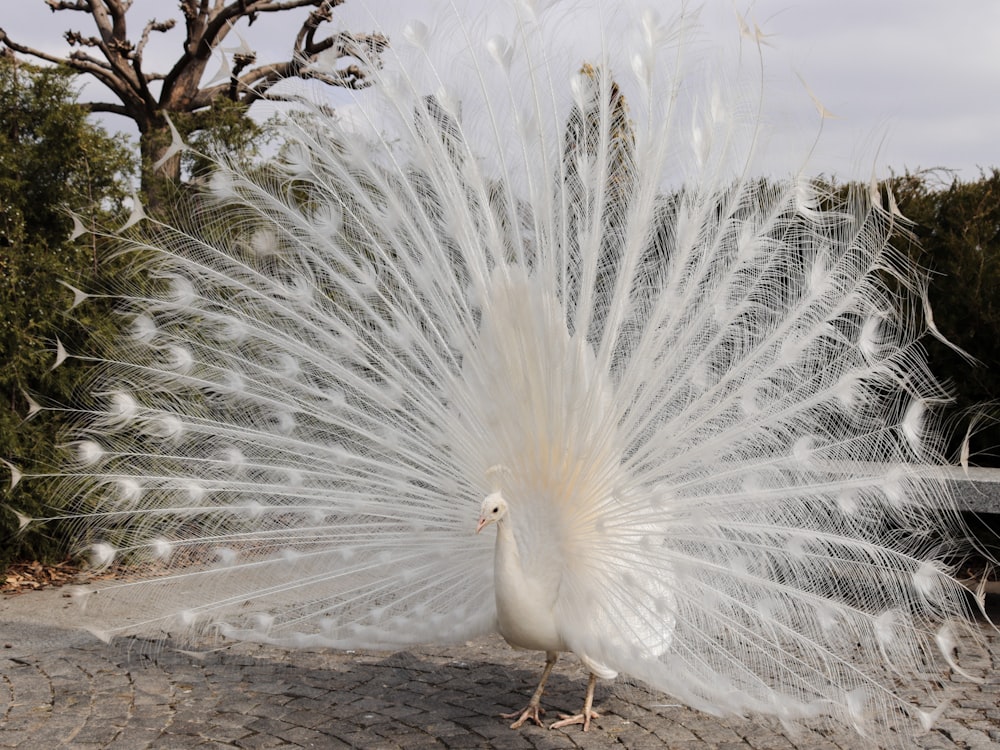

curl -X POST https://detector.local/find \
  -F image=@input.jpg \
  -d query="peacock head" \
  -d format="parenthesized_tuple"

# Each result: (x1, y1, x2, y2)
(476, 491, 508, 534)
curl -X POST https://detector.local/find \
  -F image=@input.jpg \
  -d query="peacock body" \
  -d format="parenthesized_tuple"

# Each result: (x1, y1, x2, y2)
(16, 1, 988, 743)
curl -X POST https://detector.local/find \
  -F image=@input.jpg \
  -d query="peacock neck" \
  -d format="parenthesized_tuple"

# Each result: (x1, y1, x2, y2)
(493, 517, 519, 571)
(493, 515, 528, 601)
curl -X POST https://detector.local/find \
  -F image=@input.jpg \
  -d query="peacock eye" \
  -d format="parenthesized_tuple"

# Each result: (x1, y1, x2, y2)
(492, 507, 499, 513)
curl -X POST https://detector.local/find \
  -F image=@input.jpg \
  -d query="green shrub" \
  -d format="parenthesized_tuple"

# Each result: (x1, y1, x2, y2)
(888, 169, 1000, 466)
(0, 59, 133, 568)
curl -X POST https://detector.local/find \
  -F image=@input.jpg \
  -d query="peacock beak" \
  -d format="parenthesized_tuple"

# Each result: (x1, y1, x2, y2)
(475, 516, 488, 534)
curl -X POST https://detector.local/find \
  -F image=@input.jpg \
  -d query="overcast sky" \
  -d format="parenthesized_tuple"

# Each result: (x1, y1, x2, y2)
(10, 0, 1000, 180)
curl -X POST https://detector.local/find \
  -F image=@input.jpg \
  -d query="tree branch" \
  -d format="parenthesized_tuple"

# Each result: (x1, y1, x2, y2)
(136, 18, 175, 61)
(84, 0, 124, 53)
(162, 1, 330, 109)
(83, 100, 131, 116)
(0, 29, 140, 111)
(102, 0, 134, 28)
(295, 0, 333, 51)
(132, 17, 175, 106)
(65, 49, 115, 75)
(0, 30, 71, 67)
(6, 0, 387, 195)
(64, 30, 103, 48)
(228, 49, 257, 100)
(45, 1, 93, 11)
(304, 29, 387, 61)
(245, 0, 334, 13)
(61, 49, 142, 107)
(208, 55, 370, 109)
(62, 1, 146, 104)
(200, 0, 326, 54)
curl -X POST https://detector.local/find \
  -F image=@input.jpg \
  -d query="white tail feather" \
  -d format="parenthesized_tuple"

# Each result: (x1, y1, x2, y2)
(27, 3, 987, 744)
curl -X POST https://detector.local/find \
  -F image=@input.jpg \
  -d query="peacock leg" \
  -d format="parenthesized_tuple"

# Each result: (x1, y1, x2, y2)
(550, 672, 600, 731)
(502, 651, 558, 728)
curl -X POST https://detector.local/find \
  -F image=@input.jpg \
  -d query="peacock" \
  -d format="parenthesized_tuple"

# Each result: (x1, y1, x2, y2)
(9, 1, 991, 743)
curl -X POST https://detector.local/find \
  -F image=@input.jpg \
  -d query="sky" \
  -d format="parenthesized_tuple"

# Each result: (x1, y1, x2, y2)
(8, 0, 1000, 181)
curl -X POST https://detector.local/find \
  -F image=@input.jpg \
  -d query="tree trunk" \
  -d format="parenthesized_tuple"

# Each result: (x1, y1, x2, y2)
(139, 119, 182, 217)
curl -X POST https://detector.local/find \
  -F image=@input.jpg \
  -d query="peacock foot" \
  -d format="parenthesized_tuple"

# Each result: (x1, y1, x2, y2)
(502, 703, 545, 729)
(550, 709, 600, 731)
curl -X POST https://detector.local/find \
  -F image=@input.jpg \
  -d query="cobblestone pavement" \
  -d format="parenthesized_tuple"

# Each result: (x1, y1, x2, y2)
(2, 590, 998, 749)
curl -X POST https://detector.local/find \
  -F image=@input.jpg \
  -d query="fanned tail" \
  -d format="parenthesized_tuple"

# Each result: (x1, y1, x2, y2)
(18, 3, 986, 743)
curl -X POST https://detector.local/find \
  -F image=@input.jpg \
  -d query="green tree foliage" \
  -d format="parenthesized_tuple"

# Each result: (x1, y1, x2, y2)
(181, 97, 277, 183)
(0, 57, 134, 567)
(887, 169, 1000, 466)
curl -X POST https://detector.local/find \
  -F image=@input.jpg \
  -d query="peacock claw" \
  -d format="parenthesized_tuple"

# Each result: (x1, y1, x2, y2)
(502, 704, 545, 728)
(550, 710, 600, 731)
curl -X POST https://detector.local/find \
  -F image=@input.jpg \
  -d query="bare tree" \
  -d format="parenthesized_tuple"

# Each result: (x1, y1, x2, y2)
(0, 0, 387, 210)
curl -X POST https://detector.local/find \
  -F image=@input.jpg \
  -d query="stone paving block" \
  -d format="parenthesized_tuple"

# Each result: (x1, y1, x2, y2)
(383, 703, 431, 721)
(6, 723, 70, 747)
(303, 737, 355, 750)
(648, 721, 701, 744)
(284, 693, 331, 710)
(624, 731, 683, 750)
(699, 725, 760, 744)
(359, 713, 396, 730)
(72, 721, 128, 745)
(914, 732, 963, 750)
(129, 708, 174, 729)
(442, 735, 495, 749)
(420, 720, 468, 737)
(148, 733, 186, 748)
(248, 699, 298, 721)
(166, 719, 210, 737)
(398, 740, 447, 750)
(104, 729, 159, 750)
(741, 730, 799, 750)
(281, 707, 331, 729)
(521, 734, 573, 749)
(574, 731, 620, 749)
(283, 683, 331, 700)
(497, 735, 544, 750)
(213, 697, 262, 714)
(202, 722, 255, 743)
(277, 723, 331, 745)
(232, 733, 289, 749)
(326, 729, 399, 746)
(958, 698, 999, 710)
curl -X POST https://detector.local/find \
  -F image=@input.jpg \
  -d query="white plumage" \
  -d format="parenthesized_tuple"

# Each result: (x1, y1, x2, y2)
(22, 2, 987, 743)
